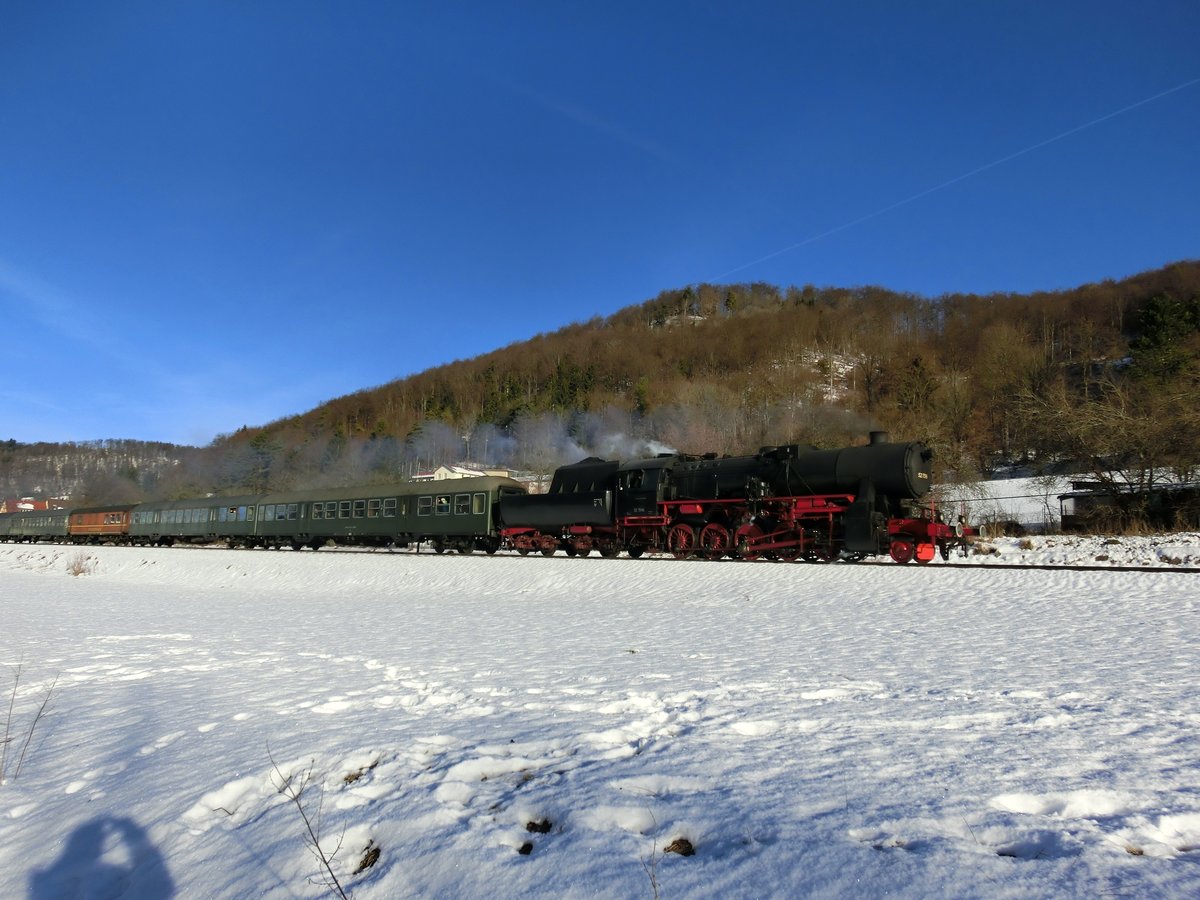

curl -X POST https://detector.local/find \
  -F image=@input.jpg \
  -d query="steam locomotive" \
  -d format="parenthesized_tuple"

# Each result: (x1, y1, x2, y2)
(0, 433, 972, 564)
(499, 432, 971, 564)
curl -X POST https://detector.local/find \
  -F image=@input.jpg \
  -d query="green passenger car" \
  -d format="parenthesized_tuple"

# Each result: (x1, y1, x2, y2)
(255, 476, 526, 552)
(0, 509, 70, 542)
(130, 495, 265, 546)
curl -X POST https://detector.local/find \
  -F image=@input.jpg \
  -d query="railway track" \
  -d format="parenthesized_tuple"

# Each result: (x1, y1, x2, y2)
(855, 559, 1200, 574)
(130, 542, 1200, 573)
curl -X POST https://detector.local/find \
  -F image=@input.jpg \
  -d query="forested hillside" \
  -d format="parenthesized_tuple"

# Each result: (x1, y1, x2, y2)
(206, 260, 1199, 492)
(4, 261, 1198, 504)
(0, 440, 199, 504)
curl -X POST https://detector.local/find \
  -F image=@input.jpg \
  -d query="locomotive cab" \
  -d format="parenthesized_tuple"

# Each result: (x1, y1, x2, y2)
(615, 456, 676, 518)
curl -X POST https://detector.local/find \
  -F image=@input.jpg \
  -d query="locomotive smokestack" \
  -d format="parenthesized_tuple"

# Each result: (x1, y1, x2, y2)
(869, 431, 888, 445)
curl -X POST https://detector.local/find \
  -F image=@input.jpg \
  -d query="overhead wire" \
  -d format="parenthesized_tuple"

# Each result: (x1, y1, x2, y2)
(711, 75, 1200, 281)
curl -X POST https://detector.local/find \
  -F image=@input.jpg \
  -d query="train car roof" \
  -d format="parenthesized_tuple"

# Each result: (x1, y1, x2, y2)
(134, 494, 265, 512)
(257, 475, 526, 505)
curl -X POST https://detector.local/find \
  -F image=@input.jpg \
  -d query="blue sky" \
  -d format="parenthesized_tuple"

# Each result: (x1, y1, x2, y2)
(2, 1, 1197, 446)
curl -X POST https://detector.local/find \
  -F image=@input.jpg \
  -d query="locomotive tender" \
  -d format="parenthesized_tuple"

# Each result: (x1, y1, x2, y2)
(0, 434, 971, 564)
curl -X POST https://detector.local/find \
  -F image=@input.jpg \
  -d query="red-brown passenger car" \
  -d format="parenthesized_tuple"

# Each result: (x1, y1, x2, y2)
(68, 506, 134, 543)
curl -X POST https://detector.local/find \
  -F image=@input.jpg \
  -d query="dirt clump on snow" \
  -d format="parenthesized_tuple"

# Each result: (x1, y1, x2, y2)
(663, 837, 695, 856)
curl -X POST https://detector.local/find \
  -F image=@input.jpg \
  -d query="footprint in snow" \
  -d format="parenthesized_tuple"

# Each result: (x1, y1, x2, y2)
(138, 731, 186, 756)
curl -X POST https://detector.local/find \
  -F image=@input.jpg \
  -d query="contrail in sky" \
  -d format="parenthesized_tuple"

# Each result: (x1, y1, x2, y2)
(712, 75, 1200, 281)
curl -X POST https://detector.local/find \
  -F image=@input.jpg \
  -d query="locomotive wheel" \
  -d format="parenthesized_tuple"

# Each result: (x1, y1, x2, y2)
(517, 547, 530, 556)
(540, 546, 556, 557)
(734, 524, 765, 561)
(889, 540, 915, 564)
(698, 523, 731, 560)
(667, 524, 696, 559)
(626, 544, 645, 559)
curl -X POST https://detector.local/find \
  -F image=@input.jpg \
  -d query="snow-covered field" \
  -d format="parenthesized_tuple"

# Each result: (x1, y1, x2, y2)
(951, 532, 1200, 569)
(2, 539, 1199, 899)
